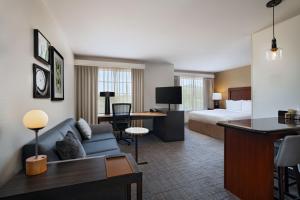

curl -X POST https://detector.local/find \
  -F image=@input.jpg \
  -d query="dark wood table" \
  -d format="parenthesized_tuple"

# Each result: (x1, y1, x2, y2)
(217, 118, 300, 200)
(0, 154, 142, 200)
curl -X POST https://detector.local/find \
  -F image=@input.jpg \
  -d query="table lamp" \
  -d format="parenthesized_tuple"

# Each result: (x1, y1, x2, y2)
(100, 92, 115, 114)
(23, 110, 48, 176)
(212, 93, 222, 109)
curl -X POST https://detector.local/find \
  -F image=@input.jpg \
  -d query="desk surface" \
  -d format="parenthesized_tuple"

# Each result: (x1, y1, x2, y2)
(98, 112, 167, 118)
(0, 154, 139, 198)
(217, 117, 300, 134)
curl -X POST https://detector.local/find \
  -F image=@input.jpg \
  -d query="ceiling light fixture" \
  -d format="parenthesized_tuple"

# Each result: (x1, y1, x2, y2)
(266, 0, 282, 61)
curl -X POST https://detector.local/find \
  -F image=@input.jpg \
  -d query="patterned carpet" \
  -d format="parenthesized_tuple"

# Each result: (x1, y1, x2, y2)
(119, 127, 238, 200)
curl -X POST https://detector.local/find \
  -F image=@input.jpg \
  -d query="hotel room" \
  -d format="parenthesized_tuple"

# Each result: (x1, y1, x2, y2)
(1, 0, 300, 200)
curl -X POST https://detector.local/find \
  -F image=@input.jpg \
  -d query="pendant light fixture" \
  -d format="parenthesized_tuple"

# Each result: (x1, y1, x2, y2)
(266, 0, 282, 61)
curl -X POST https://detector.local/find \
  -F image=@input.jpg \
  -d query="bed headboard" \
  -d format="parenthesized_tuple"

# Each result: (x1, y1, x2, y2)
(228, 87, 251, 100)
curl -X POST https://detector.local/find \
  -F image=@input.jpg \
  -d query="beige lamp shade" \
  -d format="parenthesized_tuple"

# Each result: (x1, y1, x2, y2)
(212, 93, 222, 100)
(23, 110, 48, 129)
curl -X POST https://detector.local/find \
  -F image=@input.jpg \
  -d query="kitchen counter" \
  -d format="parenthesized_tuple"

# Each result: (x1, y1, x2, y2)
(217, 117, 300, 200)
(217, 117, 300, 134)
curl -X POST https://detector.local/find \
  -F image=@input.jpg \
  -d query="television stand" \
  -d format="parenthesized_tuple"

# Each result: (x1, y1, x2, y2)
(153, 109, 184, 142)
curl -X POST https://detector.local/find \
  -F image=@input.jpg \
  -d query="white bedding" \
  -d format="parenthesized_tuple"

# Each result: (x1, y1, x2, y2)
(189, 109, 251, 125)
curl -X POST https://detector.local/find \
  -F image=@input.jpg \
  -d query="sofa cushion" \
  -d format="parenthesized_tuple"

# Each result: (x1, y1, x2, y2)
(90, 123, 113, 135)
(82, 139, 119, 155)
(77, 118, 92, 139)
(84, 132, 116, 143)
(58, 123, 83, 142)
(56, 131, 86, 160)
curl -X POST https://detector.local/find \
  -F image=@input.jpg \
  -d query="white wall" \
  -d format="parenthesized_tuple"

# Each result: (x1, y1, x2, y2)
(143, 62, 174, 130)
(0, 0, 74, 186)
(144, 63, 175, 111)
(252, 14, 300, 118)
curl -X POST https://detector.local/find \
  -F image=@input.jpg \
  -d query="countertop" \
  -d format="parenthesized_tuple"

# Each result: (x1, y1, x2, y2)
(217, 117, 300, 134)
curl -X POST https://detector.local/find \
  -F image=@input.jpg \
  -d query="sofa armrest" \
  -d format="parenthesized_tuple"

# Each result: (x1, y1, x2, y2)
(90, 123, 113, 134)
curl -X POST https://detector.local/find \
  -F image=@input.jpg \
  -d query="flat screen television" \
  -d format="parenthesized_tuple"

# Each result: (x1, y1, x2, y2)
(156, 86, 182, 105)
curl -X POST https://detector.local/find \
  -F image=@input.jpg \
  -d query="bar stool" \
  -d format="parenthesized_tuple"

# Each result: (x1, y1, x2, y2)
(275, 135, 300, 200)
(274, 139, 291, 194)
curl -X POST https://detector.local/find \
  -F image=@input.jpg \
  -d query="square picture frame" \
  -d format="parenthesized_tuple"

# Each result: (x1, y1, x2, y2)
(33, 64, 50, 98)
(34, 29, 51, 65)
(50, 47, 64, 101)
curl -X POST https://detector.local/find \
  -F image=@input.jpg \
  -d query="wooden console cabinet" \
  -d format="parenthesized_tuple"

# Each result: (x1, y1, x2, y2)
(153, 109, 184, 142)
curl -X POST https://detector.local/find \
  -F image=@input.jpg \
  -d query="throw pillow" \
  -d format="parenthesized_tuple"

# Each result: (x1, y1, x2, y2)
(56, 131, 86, 160)
(76, 118, 92, 139)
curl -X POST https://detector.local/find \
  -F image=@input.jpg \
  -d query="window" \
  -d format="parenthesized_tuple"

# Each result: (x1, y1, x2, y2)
(179, 76, 204, 111)
(98, 68, 132, 114)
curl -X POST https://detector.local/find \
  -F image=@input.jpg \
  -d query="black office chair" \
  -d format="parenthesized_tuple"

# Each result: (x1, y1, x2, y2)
(112, 103, 132, 145)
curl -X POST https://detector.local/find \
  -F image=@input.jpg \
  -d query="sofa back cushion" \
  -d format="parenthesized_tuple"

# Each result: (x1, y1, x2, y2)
(58, 120, 82, 142)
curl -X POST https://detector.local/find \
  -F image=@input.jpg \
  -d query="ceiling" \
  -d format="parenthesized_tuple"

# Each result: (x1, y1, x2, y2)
(44, 0, 300, 72)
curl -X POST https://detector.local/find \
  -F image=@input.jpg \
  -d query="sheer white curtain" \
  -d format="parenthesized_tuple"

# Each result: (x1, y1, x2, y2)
(98, 67, 132, 114)
(179, 76, 204, 111)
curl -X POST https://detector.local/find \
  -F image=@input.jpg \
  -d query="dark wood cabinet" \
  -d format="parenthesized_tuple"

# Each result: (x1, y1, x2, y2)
(153, 109, 184, 142)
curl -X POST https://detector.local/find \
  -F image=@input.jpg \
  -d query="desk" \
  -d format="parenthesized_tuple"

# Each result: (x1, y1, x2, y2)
(98, 110, 184, 142)
(217, 118, 300, 200)
(98, 112, 166, 123)
(0, 154, 142, 200)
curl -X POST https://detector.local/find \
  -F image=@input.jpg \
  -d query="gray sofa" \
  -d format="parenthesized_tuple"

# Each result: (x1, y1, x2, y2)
(22, 118, 121, 166)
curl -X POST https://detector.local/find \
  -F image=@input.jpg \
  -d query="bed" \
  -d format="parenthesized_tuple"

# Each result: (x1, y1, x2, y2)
(188, 87, 251, 140)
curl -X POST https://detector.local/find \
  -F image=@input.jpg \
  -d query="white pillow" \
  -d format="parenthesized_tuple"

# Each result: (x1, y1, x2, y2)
(226, 100, 242, 112)
(77, 118, 92, 139)
(241, 100, 252, 113)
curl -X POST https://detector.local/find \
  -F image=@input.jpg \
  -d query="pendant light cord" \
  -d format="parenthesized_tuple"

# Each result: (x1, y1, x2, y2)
(273, 4, 275, 39)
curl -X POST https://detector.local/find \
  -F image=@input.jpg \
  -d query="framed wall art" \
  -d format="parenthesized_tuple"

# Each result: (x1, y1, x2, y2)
(50, 47, 64, 101)
(34, 29, 51, 65)
(33, 64, 50, 98)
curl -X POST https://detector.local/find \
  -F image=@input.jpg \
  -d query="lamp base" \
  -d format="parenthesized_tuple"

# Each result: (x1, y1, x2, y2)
(214, 100, 220, 109)
(26, 155, 47, 176)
